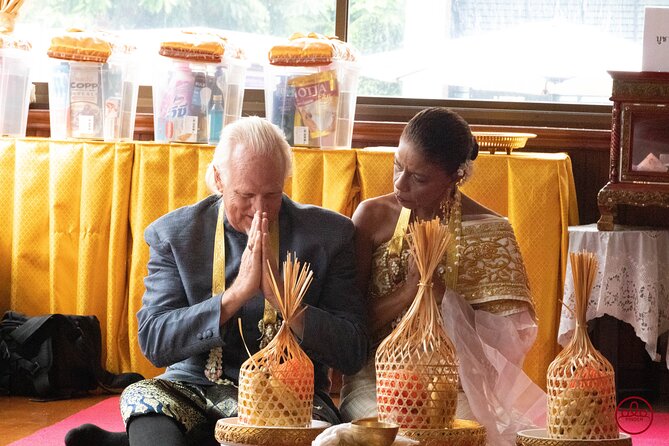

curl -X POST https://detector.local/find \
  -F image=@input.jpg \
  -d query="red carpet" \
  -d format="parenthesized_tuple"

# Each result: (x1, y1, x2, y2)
(7, 397, 669, 445)
(9, 396, 124, 446)
(622, 412, 669, 446)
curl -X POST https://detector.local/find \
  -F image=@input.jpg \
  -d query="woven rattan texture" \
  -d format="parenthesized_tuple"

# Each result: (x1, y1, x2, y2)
(546, 327, 617, 440)
(238, 325, 314, 427)
(400, 419, 487, 446)
(215, 418, 328, 446)
(376, 358, 459, 429)
(375, 281, 459, 430)
(376, 218, 459, 430)
(516, 431, 632, 446)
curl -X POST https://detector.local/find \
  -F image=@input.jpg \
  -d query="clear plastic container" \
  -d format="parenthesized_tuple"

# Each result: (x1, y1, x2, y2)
(152, 55, 247, 144)
(47, 54, 139, 141)
(0, 46, 32, 137)
(264, 60, 360, 149)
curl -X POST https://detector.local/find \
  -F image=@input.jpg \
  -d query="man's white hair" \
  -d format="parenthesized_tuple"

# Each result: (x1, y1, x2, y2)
(204, 116, 293, 195)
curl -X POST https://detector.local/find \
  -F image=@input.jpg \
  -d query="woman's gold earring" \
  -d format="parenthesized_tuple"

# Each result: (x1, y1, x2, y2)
(440, 196, 450, 220)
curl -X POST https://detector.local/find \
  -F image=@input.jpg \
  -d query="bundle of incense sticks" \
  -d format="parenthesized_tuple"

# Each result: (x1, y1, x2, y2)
(376, 217, 459, 430)
(237, 253, 315, 427)
(546, 251, 618, 440)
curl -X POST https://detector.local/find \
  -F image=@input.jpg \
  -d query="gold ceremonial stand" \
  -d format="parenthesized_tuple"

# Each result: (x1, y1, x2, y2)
(400, 419, 487, 446)
(215, 417, 329, 446)
(516, 429, 631, 446)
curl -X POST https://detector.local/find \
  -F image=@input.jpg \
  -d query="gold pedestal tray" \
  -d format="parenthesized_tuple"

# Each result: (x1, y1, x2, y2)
(399, 419, 486, 446)
(516, 429, 632, 446)
(215, 417, 330, 446)
(472, 131, 536, 154)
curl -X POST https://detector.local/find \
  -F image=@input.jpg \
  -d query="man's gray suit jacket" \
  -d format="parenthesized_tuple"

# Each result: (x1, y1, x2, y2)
(137, 194, 369, 394)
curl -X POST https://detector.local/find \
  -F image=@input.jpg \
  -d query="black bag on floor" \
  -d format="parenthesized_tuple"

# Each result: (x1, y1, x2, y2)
(0, 311, 144, 400)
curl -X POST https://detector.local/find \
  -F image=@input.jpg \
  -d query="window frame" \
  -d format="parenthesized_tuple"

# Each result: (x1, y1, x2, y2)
(330, 0, 614, 131)
(29, 0, 615, 134)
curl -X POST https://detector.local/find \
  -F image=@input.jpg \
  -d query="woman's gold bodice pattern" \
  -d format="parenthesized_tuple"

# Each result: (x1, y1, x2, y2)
(369, 217, 534, 343)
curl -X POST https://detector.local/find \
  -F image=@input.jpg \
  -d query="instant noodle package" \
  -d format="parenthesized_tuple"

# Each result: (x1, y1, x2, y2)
(265, 32, 360, 149)
(46, 29, 138, 141)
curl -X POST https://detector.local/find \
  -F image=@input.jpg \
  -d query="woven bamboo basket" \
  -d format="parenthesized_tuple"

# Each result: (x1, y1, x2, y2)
(546, 251, 618, 440)
(237, 254, 315, 427)
(376, 218, 459, 430)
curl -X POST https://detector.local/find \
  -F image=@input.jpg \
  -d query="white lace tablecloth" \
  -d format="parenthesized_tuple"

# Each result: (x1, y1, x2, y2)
(558, 224, 669, 367)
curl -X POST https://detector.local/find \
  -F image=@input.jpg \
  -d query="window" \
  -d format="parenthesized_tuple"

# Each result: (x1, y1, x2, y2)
(16, 0, 337, 87)
(13, 0, 669, 122)
(349, 0, 659, 104)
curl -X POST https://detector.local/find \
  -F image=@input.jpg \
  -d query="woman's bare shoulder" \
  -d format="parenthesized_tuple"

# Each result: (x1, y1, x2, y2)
(352, 194, 401, 243)
(353, 194, 398, 222)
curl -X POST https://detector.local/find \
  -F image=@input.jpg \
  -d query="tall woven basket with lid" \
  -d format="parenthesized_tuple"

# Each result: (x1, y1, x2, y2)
(375, 218, 459, 430)
(237, 254, 314, 427)
(546, 251, 617, 440)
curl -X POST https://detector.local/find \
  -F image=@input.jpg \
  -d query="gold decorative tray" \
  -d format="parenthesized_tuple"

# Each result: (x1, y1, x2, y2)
(400, 419, 486, 446)
(516, 429, 632, 446)
(215, 417, 330, 446)
(472, 131, 537, 154)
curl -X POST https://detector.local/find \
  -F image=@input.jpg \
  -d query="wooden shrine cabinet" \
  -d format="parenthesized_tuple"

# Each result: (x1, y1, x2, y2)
(597, 71, 669, 230)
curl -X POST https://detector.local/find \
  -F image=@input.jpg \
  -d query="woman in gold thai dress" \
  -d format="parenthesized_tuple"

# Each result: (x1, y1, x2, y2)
(339, 107, 546, 445)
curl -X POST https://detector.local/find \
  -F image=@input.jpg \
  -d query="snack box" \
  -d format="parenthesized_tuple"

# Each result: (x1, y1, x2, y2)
(0, 38, 32, 137)
(264, 60, 360, 149)
(152, 53, 247, 144)
(47, 43, 139, 141)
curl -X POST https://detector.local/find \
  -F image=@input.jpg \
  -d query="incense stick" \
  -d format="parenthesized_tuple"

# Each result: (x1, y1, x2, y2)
(375, 217, 459, 429)
(0, 0, 25, 14)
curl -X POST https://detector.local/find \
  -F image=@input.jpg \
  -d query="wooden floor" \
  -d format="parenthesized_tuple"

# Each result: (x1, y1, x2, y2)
(0, 393, 110, 445)
(0, 391, 341, 445)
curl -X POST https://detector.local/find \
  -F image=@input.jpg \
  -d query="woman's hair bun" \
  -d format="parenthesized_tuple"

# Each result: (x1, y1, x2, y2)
(470, 139, 479, 160)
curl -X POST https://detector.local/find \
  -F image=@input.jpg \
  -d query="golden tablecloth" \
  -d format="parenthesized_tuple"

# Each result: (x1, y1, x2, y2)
(356, 149, 579, 388)
(0, 139, 577, 388)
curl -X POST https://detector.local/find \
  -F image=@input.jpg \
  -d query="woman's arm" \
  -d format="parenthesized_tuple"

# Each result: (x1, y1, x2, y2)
(352, 198, 420, 333)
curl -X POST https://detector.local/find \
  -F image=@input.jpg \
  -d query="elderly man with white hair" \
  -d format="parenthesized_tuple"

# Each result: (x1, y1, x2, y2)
(65, 116, 369, 446)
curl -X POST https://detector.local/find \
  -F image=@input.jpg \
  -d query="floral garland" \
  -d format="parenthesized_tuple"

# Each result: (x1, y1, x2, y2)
(205, 346, 225, 383)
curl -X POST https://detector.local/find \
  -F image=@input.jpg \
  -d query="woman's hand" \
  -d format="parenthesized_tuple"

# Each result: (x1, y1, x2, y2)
(403, 257, 421, 305)
(407, 257, 447, 305)
(432, 268, 446, 306)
